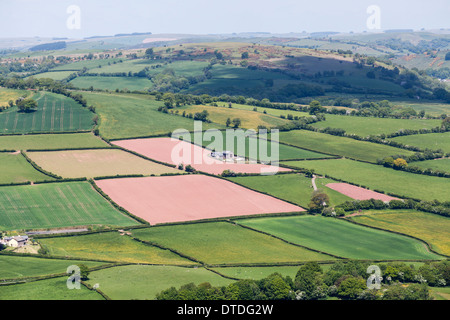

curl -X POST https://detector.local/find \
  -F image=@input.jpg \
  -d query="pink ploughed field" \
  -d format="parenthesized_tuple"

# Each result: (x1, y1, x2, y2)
(112, 137, 290, 175)
(96, 175, 305, 224)
(326, 183, 399, 202)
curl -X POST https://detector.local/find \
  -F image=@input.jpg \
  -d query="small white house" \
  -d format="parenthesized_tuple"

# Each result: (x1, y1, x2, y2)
(0, 235, 28, 247)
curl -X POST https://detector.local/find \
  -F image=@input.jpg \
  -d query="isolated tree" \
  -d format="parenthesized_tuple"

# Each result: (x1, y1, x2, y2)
(78, 264, 90, 281)
(17, 98, 37, 113)
(393, 158, 408, 169)
(308, 100, 325, 115)
(225, 117, 231, 127)
(231, 118, 241, 128)
(241, 52, 249, 59)
(145, 48, 154, 58)
(309, 189, 330, 214)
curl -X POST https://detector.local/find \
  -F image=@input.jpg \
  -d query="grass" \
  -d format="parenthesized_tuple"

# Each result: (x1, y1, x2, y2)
(0, 276, 104, 300)
(390, 132, 450, 153)
(348, 210, 450, 256)
(281, 158, 450, 202)
(85, 265, 234, 300)
(0, 133, 109, 151)
(0, 182, 139, 231)
(227, 173, 352, 208)
(0, 87, 29, 107)
(26, 149, 180, 178)
(81, 91, 223, 139)
(0, 152, 51, 184)
(238, 215, 442, 260)
(216, 102, 310, 118)
(211, 266, 302, 280)
(49, 58, 123, 71)
(410, 159, 450, 172)
(70, 76, 154, 91)
(0, 91, 94, 134)
(29, 71, 75, 81)
(311, 114, 441, 136)
(278, 130, 415, 163)
(39, 231, 195, 265)
(130, 222, 333, 265)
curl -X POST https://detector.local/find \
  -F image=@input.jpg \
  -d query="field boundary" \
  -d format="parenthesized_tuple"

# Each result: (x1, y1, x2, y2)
(20, 150, 62, 180)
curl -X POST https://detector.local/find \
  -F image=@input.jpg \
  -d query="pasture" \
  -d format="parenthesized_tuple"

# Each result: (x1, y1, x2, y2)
(0, 152, 51, 184)
(0, 88, 29, 108)
(390, 132, 450, 153)
(130, 222, 332, 265)
(95, 175, 304, 225)
(0, 182, 139, 230)
(278, 130, 415, 163)
(29, 71, 75, 81)
(26, 149, 180, 178)
(348, 210, 450, 256)
(70, 76, 154, 91)
(282, 158, 450, 202)
(238, 215, 442, 260)
(410, 159, 450, 172)
(0, 91, 94, 134)
(216, 101, 310, 118)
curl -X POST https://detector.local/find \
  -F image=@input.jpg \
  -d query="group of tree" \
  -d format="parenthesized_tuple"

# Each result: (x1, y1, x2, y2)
(156, 260, 449, 300)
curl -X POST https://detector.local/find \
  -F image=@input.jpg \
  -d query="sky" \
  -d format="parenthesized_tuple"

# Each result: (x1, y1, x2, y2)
(0, 0, 449, 38)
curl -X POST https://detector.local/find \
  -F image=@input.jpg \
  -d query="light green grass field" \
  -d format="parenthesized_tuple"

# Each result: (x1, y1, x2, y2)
(131, 222, 333, 265)
(216, 102, 310, 118)
(211, 266, 302, 280)
(49, 58, 123, 71)
(0, 133, 109, 151)
(238, 215, 442, 260)
(26, 149, 180, 178)
(278, 130, 414, 163)
(227, 173, 352, 208)
(0, 88, 29, 107)
(390, 132, 450, 153)
(39, 231, 195, 265)
(348, 210, 450, 256)
(410, 159, 450, 172)
(86, 265, 234, 300)
(29, 71, 75, 81)
(0, 182, 138, 230)
(70, 76, 154, 91)
(281, 158, 450, 202)
(0, 152, 51, 184)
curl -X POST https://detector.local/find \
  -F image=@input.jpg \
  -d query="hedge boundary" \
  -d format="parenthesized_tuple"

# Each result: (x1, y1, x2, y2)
(20, 150, 62, 179)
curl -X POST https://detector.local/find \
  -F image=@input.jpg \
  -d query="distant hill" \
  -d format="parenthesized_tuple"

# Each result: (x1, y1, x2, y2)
(29, 41, 66, 51)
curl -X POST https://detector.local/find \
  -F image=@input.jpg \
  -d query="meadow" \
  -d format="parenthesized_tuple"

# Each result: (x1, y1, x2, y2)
(410, 159, 450, 173)
(227, 173, 353, 208)
(0, 88, 29, 107)
(70, 76, 154, 91)
(130, 222, 333, 265)
(49, 58, 123, 71)
(0, 182, 139, 230)
(0, 152, 51, 184)
(390, 132, 450, 153)
(0, 91, 94, 134)
(281, 158, 450, 202)
(238, 215, 442, 260)
(216, 101, 310, 118)
(348, 210, 450, 256)
(29, 71, 75, 81)
(278, 130, 415, 163)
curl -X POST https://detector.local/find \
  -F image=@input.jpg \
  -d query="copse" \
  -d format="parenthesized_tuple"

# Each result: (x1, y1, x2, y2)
(16, 98, 38, 113)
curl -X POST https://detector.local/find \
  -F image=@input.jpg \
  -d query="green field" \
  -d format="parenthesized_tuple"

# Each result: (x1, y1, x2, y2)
(49, 58, 123, 71)
(0, 133, 109, 151)
(130, 222, 333, 265)
(39, 231, 195, 265)
(86, 265, 234, 300)
(281, 158, 450, 202)
(227, 173, 352, 208)
(348, 210, 450, 256)
(278, 130, 414, 163)
(0, 88, 29, 107)
(211, 266, 302, 280)
(81, 91, 224, 139)
(410, 159, 450, 172)
(390, 132, 450, 153)
(29, 71, 75, 81)
(216, 102, 310, 119)
(0, 152, 51, 184)
(238, 215, 442, 260)
(70, 76, 154, 91)
(26, 149, 180, 178)
(0, 182, 139, 230)
(311, 114, 441, 136)
(0, 91, 94, 134)
(0, 277, 104, 300)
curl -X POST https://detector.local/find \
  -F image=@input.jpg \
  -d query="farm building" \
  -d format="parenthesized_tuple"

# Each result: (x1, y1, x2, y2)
(210, 151, 235, 160)
(0, 235, 29, 247)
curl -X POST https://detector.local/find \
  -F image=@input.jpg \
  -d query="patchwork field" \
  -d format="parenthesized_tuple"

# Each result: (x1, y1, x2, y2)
(348, 210, 450, 256)
(39, 231, 195, 265)
(227, 173, 352, 208)
(278, 130, 415, 163)
(0, 133, 109, 151)
(130, 222, 332, 264)
(238, 215, 442, 260)
(112, 137, 291, 175)
(0, 91, 94, 134)
(26, 149, 180, 178)
(325, 183, 399, 202)
(95, 175, 305, 225)
(390, 132, 450, 153)
(0, 152, 51, 184)
(0, 182, 139, 230)
(282, 158, 450, 202)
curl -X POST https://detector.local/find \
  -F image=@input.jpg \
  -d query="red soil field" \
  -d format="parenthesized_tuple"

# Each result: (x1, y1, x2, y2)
(96, 175, 305, 225)
(326, 183, 399, 202)
(112, 137, 291, 175)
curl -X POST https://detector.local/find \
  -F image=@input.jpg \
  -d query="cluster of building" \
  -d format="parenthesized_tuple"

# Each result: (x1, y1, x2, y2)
(210, 151, 245, 162)
(0, 235, 29, 248)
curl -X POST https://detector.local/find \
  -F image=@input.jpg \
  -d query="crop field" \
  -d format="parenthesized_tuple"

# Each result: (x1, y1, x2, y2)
(282, 158, 450, 202)
(348, 210, 450, 256)
(0, 91, 94, 134)
(238, 215, 443, 260)
(0, 152, 51, 184)
(39, 231, 195, 265)
(86, 265, 234, 300)
(227, 173, 352, 208)
(278, 130, 415, 163)
(81, 91, 223, 139)
(325, 183, 399, 202)
(29, 71, 75, 80)
(410, 159, 450, 172)
(0, 182, 139, 230)
(26, 149, 180, 178)
(390, 132, 450, 153)
(0, 133, 109, 151)
(95, 175, 304, 225)
(70, 76, 154, 91)
(130, 222, 333, 264)
(311, 114, 441, 136)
